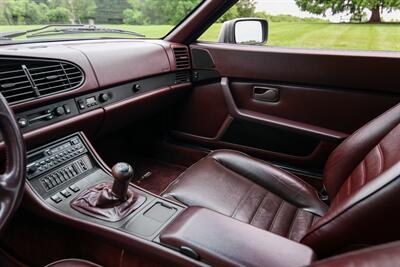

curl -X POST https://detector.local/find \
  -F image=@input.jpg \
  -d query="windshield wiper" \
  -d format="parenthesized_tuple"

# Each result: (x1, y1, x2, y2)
(27, 25, 145, 38)
(0, 24, 145, 40)
(0, 24, 82, 40)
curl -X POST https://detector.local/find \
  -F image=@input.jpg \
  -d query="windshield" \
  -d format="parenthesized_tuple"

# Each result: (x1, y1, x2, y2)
(0, 0, 203, 42)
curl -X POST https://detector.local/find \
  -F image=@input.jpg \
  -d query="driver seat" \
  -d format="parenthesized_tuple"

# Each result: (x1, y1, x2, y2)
(163, 102, 400, 256)
(45, 259, 101, 267)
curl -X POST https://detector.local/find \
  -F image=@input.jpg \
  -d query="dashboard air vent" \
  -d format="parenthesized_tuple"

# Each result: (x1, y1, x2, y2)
(175, 71, 191, 84)
(0, 58, 84, 104)
(173, 47, 190, 70)
(0, 64, 36, 103)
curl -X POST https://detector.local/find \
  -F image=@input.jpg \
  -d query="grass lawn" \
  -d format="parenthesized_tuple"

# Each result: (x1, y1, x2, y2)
(1, 22, 400, 51)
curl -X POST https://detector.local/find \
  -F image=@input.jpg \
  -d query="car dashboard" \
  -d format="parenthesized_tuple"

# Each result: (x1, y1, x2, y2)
(0, 39, 191, 149)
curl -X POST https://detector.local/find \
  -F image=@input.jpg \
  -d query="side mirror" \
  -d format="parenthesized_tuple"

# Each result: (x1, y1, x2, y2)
(218, 18, 268, 45)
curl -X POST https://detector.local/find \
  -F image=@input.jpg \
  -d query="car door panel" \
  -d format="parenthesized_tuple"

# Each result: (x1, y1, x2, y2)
(171, 43, 400, 171)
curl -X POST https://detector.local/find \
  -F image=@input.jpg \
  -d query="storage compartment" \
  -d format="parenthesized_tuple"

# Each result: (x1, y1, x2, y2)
(222, 119, 320, 157)
(124, 201, 178, 239)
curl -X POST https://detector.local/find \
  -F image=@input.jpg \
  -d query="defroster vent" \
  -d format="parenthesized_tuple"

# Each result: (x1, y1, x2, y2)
(0, 58, 84, 104)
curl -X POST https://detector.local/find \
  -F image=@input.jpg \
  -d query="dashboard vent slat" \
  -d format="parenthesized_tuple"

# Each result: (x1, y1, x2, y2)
(175, 71, 191, 84)
(0, 58, 85, 104)
(0, 64, 36, 103)
(173, 47, 191, 70)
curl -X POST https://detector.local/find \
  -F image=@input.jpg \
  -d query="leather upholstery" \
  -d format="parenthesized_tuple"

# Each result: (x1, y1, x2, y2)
(160, 207, 315, 267)
(164, 102, 400, 256)
(163, 150, 327, 241)
(302, 103, 400, 255)
(323, 102, 400, 199)
(71, 183, 146, 222)
(45, 258, 101, 267)
(308, 241, 400, 267)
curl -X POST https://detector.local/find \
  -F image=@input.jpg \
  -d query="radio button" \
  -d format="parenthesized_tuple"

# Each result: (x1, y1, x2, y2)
(60, 190, 71, 198)
(69, 184, 80, 192)
(51, 195, 62, 203)
(27, 164, 37, 174)
(43, 178, 53, 188)
(48, 177, 56, 186)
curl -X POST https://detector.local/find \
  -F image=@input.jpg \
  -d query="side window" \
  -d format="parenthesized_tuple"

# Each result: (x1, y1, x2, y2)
(199, 0, 400, 51)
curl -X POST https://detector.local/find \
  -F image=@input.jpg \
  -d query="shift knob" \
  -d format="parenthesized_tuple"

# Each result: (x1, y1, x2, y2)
(111, 162, 134, 200)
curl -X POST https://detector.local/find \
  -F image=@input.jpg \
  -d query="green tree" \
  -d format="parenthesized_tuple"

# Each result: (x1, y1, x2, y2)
(294, 0, 400, 23)
(47, 0, 97, 23)
(217, 0, 257, 22)
(236, 0, 256, 17)
(122, 9, 144, 25)
(47, 7, 70, 23)
(218, 5, 239, 22)
(123, 0, 201, 25)
(4, 0, 49, 24)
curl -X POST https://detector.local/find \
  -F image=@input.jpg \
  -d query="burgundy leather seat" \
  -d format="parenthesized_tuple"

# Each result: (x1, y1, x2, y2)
(163, 103, 400, 256)
(45, 259, 101, 267)
(309, 241, 400, 267)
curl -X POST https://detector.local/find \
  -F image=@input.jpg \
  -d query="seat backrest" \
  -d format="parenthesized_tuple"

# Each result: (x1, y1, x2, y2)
(308, 241, 400, 267)
(301, 103, 400, 256)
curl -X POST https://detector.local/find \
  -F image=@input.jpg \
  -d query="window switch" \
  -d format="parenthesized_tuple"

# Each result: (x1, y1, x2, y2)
(63, 105, 71, 114)
(51, 195, 62, 203)
(60, 189, 72, 198)
(77, 100, 85, 110)
(69, 184, 80, 193)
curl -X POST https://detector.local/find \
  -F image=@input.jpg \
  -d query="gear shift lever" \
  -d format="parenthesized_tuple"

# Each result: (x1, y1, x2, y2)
(71, 162, 146, 222)
(111, 162, 134, 200)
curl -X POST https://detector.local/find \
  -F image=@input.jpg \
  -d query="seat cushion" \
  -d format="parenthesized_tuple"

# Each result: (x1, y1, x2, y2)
(163, 150, 327, 241)
(45, 259, 101, 267)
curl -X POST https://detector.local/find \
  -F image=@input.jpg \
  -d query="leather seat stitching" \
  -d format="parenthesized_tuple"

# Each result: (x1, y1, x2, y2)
(231, 183, 256, 218)
(360, 160, 366, 187)
(268, 199, 285, 232)
(287, 208, 299, 240)
(161, 155, 211, 196)
(311, 214, 319, 226)
(249, 191, 269, 225)
(377, 144, 384, 175)
(347, 177, 352, 196)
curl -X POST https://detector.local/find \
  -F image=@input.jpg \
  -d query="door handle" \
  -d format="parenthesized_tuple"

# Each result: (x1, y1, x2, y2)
(253, 86, 280, 102)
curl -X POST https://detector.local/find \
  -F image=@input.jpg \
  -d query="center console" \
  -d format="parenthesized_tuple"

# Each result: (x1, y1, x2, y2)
(25, 132, 316, 267)
(25, 132, 184, 241)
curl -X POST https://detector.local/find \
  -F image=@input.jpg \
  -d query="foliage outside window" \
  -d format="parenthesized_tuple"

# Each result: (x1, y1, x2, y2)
(199, 0, 400, 52)
(0, 0, 202, 40)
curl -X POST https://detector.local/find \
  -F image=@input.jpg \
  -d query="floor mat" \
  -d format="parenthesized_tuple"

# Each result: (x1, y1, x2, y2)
(103, 153, 184, 195)
(130, 156, 185, 195)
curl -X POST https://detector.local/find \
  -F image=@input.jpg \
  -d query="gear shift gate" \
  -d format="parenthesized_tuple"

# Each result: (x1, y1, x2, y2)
(71, 182, 146, 222)
(71, 162, 146, 222)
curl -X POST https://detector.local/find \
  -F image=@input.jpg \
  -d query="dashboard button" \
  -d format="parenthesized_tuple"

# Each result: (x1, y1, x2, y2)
(69, 184, 80, 193)
(18, 118, 28, 128)
(99, 93, 110, 102)
(54, 107, 65, 116)
(133, 84, 141, 92)
(63, 105, 71, 114)
(51, 195, 62, 203)
(78, 100, 85, 110)
(27, 164, 37, 174)
(60, 190, 71, 198)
